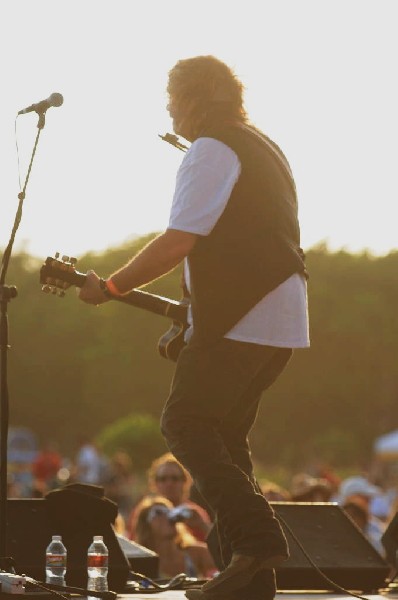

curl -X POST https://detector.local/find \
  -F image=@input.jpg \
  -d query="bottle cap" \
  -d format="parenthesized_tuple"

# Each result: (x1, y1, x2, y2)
(93, 535, 103, 542)
(52, 535, 62, 541)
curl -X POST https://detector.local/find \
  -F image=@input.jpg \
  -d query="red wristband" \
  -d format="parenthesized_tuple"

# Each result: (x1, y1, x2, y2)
(106, 278, 123, 296)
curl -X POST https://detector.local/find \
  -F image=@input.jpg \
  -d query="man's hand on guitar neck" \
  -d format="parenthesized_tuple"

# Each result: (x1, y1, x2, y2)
(78, 270, 110, 305)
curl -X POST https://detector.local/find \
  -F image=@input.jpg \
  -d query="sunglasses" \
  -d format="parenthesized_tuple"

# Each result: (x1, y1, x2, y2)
(155, 474, 184, 483)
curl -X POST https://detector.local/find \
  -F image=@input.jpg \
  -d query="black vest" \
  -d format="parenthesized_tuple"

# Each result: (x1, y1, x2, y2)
(187, 123, 307, 347)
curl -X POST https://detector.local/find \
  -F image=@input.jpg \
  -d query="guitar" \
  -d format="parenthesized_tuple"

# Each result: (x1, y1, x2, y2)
(39, 254, 189, 362)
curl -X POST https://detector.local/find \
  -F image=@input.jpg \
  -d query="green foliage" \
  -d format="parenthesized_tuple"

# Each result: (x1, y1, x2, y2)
(96, 413, 167, 471)
(310, 428, 363, 466)
(2, 240, 398, 473)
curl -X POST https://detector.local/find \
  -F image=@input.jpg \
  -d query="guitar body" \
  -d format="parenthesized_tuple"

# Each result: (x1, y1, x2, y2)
(158, 321, 187, 362)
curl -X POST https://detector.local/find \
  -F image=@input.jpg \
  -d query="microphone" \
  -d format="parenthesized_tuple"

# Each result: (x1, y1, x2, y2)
(18, 93, 63, 115)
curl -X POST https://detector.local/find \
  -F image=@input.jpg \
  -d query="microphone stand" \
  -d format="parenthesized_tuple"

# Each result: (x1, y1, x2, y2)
(0, 125, 180, 569)
(0, 110, 47, 571)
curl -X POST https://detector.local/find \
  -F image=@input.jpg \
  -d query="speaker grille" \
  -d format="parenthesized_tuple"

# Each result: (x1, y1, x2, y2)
(271, 502, 389, 592)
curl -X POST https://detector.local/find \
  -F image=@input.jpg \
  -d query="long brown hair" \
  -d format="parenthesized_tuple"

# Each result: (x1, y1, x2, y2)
(167, 55, 248, 139)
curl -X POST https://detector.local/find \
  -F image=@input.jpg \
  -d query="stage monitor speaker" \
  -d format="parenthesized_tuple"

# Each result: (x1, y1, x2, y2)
(381, 510, 398, 567)
(3, 497, 158, 591)
(270, 502, 390, 592)
(115, 533, 159, 579)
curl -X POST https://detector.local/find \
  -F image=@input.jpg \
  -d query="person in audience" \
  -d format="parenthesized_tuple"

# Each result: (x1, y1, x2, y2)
(290, 472, 332, 502)
(342, 499, 386, 556)
(261, 480, 291, 501)
(335, 475, 382, 507)
(103, 450, 136, 522)
(336, 475, 386, 556)
(32, 441, 62, 493)
(305, 459, 341, 497)
(133, 495, 216, 579)
(74, 437, 104, 484)
(127, 452, 212, 542)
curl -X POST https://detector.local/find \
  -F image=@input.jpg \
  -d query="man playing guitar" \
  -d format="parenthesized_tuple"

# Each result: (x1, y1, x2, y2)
(78, 55, 310, 600)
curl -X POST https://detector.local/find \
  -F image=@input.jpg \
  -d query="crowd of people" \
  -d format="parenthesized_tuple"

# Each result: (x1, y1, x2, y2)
(7, 437, 398, 577)
(261, 470, 391, 558)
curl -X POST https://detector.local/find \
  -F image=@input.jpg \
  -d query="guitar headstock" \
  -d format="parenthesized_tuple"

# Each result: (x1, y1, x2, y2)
(40, 253, 79, 297)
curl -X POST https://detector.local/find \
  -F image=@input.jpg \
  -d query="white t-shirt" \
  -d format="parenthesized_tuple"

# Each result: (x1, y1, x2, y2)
(168, 137, 310, 348)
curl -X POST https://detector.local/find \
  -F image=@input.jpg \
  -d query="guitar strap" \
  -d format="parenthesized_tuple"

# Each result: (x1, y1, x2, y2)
(180, 267, 191, 299)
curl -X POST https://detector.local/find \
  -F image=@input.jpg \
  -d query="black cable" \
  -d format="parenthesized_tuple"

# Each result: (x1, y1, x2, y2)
(15, 577, 70, 600)
(126, 569, 206, 593)
(24, 575, 117, 600)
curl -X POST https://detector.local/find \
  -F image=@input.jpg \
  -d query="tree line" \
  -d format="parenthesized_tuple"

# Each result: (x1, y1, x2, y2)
(2, 237, 398, 470)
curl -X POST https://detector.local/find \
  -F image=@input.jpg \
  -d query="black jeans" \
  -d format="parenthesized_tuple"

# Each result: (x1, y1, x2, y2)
(161, 339, 292, 577)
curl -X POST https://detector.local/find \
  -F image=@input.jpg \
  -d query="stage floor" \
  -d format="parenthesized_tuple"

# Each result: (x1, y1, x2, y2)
(118, 592, 395, 600)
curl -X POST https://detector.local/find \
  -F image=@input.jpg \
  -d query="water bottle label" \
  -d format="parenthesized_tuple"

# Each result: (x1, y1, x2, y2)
(46, 554, 66, 567)
(87, 555, 108, 568)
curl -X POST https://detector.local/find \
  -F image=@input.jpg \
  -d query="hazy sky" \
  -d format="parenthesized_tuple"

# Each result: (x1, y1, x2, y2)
(1, 0, 397, 261)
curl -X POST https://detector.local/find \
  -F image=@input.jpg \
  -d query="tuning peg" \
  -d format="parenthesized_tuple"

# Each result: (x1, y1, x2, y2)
(41, 284, 52, 294)
(70, 257, 77, 266)
(51, 287, 57, 295)
(62, 255, 70, 263)
(55, 252, 60, 259)
(58, 290, 66, 298)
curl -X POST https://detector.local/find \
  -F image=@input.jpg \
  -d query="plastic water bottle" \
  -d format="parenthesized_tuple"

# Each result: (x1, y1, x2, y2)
(46, 535, 67, 586)
(87, 535, 109, 594)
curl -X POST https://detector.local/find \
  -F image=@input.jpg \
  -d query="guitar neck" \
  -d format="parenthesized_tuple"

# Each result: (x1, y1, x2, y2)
(71, 270, 187, 323)
(116, 288, 188, 323)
